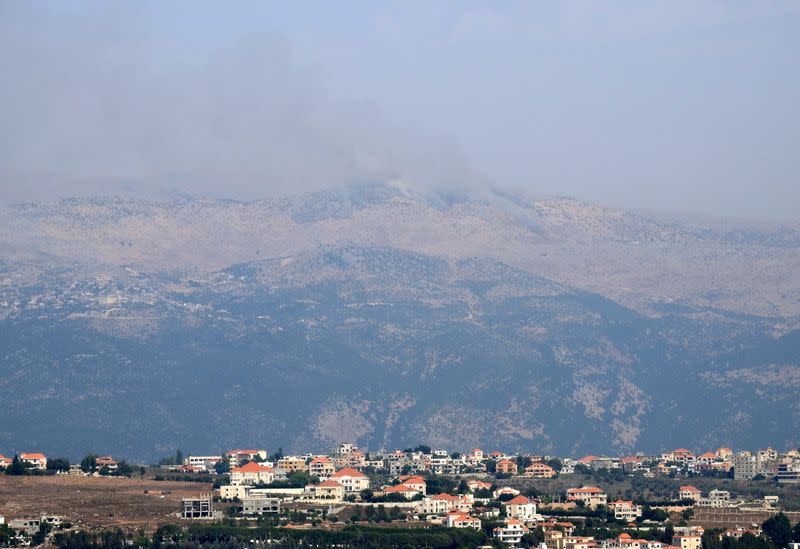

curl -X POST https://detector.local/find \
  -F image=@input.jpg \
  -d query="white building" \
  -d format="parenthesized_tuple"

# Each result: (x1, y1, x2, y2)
(504, 495, 538, 521)
(230, 462, 275, 486)
(330, 467, 370, 493)
(493, 519, 528, 545)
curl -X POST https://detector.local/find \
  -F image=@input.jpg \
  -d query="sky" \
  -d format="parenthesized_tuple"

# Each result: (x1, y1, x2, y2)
(1, 1, 798, 220)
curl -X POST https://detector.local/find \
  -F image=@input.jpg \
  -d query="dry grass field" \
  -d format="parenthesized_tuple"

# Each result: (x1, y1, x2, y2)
(0, 474, 214, 531)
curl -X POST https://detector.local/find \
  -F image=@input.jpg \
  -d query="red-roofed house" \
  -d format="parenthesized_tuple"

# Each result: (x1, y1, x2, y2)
(467, 479, 492, 492)
(608, 500, 642, 521)
(445, 511, 481, 529)
(331, 467, 369, 493)
(226, 449, 267, 466)
(566, 486, 607, 508)
(20, 453, 47, 470)
(504, 495, 538, 521)
(96, 456, 119, 471)
(496, 459, 518, 475)
(308, 456, 335, 478)
(679, 485, 702, 502)
(525, 462, 557, 478)
(467, 448, 484, 462)
(399, 475, 427, 494)
(383, 484, 420, 500)
(0, 455, 12, 468)
(230, 461, 274, 485)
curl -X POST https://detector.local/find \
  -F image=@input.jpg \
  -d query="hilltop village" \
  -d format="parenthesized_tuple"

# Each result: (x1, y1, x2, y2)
(1, 444, 800, 548)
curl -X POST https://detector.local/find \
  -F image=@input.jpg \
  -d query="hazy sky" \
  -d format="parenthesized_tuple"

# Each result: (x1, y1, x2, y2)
(1, 1, 798, 220)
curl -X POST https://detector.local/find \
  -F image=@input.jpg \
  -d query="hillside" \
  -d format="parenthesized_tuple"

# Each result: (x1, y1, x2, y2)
(0, 185, 798, 459)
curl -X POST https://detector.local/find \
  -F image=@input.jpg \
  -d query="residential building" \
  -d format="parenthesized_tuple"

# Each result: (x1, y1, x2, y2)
(493, 518, 528, 545)
(777, 461, 800, 484)
(698, 490, 730, 508)
(277, 456, 307, 473)
(242, 497, 281, 515)
(566, 486, 608, 508)
(679, 486, 702, 502)
(608, 500, 642, 521)
(673, 536, 702, 549)
(496, 459, 518, 475)
(733, 452, 758, 480)
(467, 479, 492, 492)
(504, 495, 538, 521)
(185, 455, 222, 472)
(20, 453, 47, 470)
(308, 456, 335, 478)
(398, 475, 427, 494)
(226, 449, 267, 467)
(330, 467, 369, 493)
(525, 462, 557, 478)
(383, 484, 420, 499)
(306, 480, 345, 502)
(0, 455, 11, 469)
(445, 511, 481, 529)
(96, 456, 118, 471)
(230, 461, 274, 486)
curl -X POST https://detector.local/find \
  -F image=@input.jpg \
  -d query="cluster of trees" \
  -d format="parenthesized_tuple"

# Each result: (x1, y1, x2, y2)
(350, 505, 408, 523)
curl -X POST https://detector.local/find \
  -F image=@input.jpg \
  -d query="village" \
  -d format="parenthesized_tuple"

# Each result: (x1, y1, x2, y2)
(1, 444, 800, 548)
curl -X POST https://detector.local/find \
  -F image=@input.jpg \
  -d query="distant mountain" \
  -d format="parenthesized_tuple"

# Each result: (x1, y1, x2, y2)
(0, 185, 798, 460)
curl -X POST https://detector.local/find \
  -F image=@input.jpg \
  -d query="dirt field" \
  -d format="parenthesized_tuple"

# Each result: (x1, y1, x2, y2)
(0, 474, 214, 531)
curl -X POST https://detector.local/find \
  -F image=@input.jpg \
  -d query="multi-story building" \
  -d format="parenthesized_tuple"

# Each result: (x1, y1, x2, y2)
(180, 496, 217, 519)
(673, 536, 702, 549)
(496, 459, 518, 475)
(679, 485, 702, 502)
(185, 455, 222, 472)
(608, 500, 642, 521)
(277, 456, 307, 473)
(493, 518, 528, 545)
(733, 452, 758, 480)
(525, 462, 557, 478)
(566, 486, 608, 508)
(698, 489, 731, 507)
(20, 453, 47, 470)
(308, 457, 335, 479)
(230, 462, 274, 486)
(504, 495, 538, 521)
(777, 461, 800, 484)
(330, 467, 369, 493)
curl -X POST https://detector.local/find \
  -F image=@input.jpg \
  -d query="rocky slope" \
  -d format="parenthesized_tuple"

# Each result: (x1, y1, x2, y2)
(0, 185, 798, 459)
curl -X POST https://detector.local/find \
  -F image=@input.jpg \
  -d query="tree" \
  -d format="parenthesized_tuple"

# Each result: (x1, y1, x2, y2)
(214, 457, 229, 474)
(546, 458, 563, 472)
(31, 522, 53, 546)
(80, 454, 98, 473)
(662, 523, 675, 545)
(762, 513, 792, 549)
(792, 521, 800, 543)
(702, 529, 724, 549)
(269, 447, 284, 462)
(47, 458, 70, 472)
(413, 445, 431, 454)
(175, 449, 183, 466)
(6, 455, 26, 475)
